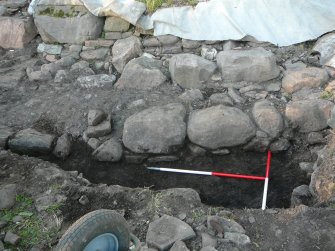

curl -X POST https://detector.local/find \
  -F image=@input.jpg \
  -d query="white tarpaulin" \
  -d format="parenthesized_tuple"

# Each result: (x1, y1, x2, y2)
(30, 0, 335, 46)
(143, 0, 335, 46)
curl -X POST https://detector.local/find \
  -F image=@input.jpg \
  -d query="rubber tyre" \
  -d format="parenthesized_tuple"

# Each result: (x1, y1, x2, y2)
(55, 209, 130, 251)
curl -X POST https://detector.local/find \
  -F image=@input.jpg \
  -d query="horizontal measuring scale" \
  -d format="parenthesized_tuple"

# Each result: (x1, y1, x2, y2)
(147, 151, 272, 210)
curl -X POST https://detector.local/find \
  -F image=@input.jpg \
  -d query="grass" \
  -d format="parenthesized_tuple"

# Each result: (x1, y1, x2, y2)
(0, 194, 60, 250)
(140, 0, 198, 13)
(320, 90, 333, 100)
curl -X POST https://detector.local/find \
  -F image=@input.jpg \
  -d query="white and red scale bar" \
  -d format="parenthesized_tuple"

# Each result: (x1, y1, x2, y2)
(147, 151, 272, 210)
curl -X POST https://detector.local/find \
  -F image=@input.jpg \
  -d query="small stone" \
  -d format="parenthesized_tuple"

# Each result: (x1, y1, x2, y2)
(94, 61, 105, 70)
(86, 119, 112, 138)
(92, 138, 123, 162)
(54, 70, 69, 83)
(105, 32, 122, 40)
(270, 138, 290, 152)
(0, 126, 14, 149)
(227, 88, 246, 104)
(224, 232, 251, 246)
(77, 74, 116, 89)
(290, 185, 313, 207)
(4, 231, 20, 245)
(55, 56, 76, 67)
(202, 232, 217, 248)
(78, 195, 89, 205)
(71, 60, 90, 70)
(0, 184, 17, 210)
(182, 39, 202, 49)
(211, 149, 230, 155)
(239, 84, 264, 94)
(0, 240, 4, 250)
(124, 155, 147, 164)
(307, 132, 325, 145)
(223, 40, 237, 51)
(299, 162, 314, 174)
(122, 32, 133, 38)
(208, 93, 233, 106)
(104, 16, 130, 32)
(45, 54, 57, 62)
(161, 43, 183, 54)
(147, 155, 179, 163)
(143, 37, 160, 47)
(12, 216, 24, 223)
(188, 143, 206, 156)
(53, 133, 72, 159)
(0, 219, 8, 228)
(80, 48, 109, 60)
(201, 46, 218, 60)
(27, 70, 52, 82)
(128, 99, 146, 109)
(207, 216, 245, 235)
(179, 89, 204, 103)
(87, 138, 101, 150)
(169, 241, 190, 251)
(88, 109, 106, 126)
(37, 43, 62, 55)
(157, 35, 180, 45)
(199, 247, 217, 251)
(284, 61, 307, 71)
(85, 39, 114, 47)
(248, 216, 255, 224)
(178, 213, 187, 221)
(266, 82, 281, 92)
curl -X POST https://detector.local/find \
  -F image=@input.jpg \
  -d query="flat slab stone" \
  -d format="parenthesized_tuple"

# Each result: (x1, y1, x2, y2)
(146, 215, 196, 250)
(37, 43, 62, 55)
(286, 99, 333, 132)
(8, 128, 55, 155)
(86, 119, 112, 138)
(123, 103, 186, 154)
(77, 74, 116, 89)
(187, 105, 256, 149)
(217, 47, 280, 83)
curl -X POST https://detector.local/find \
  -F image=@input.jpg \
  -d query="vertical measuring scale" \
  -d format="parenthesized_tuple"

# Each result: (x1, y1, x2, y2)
(147, 151, 272, 210)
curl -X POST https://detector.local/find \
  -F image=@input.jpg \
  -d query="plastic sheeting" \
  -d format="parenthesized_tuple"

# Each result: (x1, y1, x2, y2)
(144, 0, 335, 46)
(29, 0, 335, 46)
(29, 0, 146, 25)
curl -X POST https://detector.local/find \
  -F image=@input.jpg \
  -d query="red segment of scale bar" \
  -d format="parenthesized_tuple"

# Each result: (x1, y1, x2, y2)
(211, 172, 266, 181)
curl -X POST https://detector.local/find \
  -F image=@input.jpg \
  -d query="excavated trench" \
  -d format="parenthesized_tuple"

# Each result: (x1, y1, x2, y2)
(51, 141, 310, 209)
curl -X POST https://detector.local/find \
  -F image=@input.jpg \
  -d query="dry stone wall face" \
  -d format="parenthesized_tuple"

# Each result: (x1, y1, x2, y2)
(1, 5, 335, 163)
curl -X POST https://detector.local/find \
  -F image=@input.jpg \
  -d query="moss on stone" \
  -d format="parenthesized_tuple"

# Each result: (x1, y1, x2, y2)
(38, 7, 80, 18)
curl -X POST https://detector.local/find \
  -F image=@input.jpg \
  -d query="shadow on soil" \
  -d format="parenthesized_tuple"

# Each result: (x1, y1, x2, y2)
(51, 141, 309, 209)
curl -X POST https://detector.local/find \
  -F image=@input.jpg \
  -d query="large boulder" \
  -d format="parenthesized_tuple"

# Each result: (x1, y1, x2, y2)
(123, 103, 186, 154)
(187, 105, 256, 149)
(216, 47, 280, 82)
(252, 100, 284, 138)
(34, 4, 104, 44)
(115, 56, 167, 90)
(282, 67, 329, 93)
(8, 128, 55, 155)
(285, 99, 333, 132)
(112, 36, 142, 73)
(0, 17, 37, 48)
(169, 54, 216, 89)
